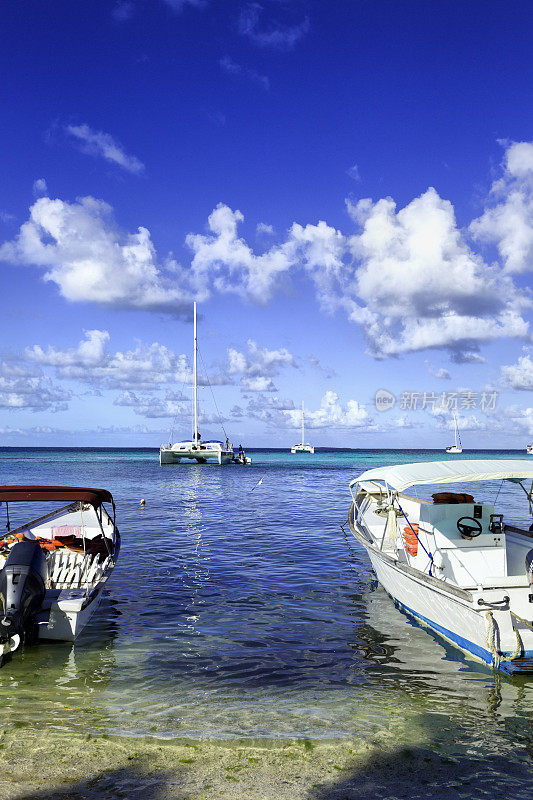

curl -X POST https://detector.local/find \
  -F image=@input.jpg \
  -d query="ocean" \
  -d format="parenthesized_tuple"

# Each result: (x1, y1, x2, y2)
(0, 447, 531, 799)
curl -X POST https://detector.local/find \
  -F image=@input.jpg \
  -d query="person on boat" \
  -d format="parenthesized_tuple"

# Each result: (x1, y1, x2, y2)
(225, 437, 230, 450)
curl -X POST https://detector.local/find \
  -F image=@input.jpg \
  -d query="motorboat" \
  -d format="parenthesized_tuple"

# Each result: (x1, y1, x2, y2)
(445, 412, 462, 454)
(159, 302, 238, 465)
(527, 444, 533, 455)
(290, 401, 314, 454)
(0, 485, 120, 659)
(348, 460, 533, 673)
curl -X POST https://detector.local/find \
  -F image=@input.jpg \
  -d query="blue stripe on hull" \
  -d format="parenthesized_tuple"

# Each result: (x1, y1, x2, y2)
(394, 596, 533, 671)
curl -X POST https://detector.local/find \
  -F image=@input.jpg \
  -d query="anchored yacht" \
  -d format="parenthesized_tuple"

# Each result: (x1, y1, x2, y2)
(348, 460, 533, 673)
(159, 303, 237, 466)
(291, 402, 314, 454)
(445, 413, 463, 454)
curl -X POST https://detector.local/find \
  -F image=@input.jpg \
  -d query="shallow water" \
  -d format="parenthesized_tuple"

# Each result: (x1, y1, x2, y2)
(0, 448, 532, 770)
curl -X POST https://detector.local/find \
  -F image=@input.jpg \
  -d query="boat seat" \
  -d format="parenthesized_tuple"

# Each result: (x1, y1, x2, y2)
(47, 550, 110, 589)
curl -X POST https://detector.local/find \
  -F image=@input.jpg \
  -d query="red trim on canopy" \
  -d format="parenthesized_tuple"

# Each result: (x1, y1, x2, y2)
(0, 486, 114, 508)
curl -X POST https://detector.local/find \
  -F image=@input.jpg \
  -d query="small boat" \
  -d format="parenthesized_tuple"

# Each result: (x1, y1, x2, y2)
(159, 303, 240, 465)
(527, 444, 533, 455)
(445, 412, 462, 454)
(0, 486, 119, 659)
(290, 402, 315, 454)
(348, 460, 533, 673)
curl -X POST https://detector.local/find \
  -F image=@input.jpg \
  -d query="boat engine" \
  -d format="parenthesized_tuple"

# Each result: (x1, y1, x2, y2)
(0, 540, 47, 648)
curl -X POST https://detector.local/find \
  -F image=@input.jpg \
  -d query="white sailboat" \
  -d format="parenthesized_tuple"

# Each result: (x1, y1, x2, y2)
(159, 303, 235, 465)
(290, 402, 315, 454)
(445, 412, 462, 454)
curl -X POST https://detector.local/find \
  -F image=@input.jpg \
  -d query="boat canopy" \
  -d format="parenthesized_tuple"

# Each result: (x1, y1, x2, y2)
(0, 486, 114, 508)
(350, 460, 533, 493)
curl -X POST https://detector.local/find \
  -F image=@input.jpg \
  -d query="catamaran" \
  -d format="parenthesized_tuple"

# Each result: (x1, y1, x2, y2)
(159, 303, 236, 465)
(445, 412, 463, 453)
(290, 401, 314, 454)
(0, 486, 120, 660)
(348, 460, 533, 673)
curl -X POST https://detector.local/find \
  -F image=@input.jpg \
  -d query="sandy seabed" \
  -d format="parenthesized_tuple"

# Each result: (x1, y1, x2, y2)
(0, 728, 531, 800)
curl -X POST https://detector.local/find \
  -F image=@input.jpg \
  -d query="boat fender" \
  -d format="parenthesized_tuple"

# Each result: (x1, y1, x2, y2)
(433, 550, 445, 575)
(526, 549, 533, 586)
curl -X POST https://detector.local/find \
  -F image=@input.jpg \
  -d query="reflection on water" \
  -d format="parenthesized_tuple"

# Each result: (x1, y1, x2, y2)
(0, 448, 531, 773)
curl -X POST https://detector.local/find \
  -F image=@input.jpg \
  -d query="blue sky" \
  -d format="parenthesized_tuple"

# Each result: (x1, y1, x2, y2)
(2, 0, 533, 447)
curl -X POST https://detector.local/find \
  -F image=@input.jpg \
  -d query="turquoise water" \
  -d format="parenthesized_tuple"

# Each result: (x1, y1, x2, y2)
(0, 448, 532, 772)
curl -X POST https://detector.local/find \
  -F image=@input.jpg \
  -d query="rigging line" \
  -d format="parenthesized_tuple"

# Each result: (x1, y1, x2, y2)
(197, 346, 228, 440)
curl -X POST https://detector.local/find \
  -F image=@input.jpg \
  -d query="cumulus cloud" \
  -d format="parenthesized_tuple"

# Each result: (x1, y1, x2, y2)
(65, 124, 145, 174)
(25, 329, 197, 389)
(501, 352, 533, 390)
(238, 3, 310, 49)
(0, 196, 201, 314)
(114, 389, 189, 418)
(344, 187, 529, 358)
(470, 141, 533, 273)
(283, 391, 369, 429)
(0, 361, 70, 411)
(226, 338, 295, 392)
(186, 203, 295, 303)
(257, 222, 274, 236)
(219, 56, 269, 90)
(241, 376, 277, 392)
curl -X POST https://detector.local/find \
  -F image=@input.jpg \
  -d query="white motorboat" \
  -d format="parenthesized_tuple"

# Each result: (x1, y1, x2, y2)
(348, 460, 533, 673)
(159, 302, 240, 465)
(445, 412, 463, 454)
(0, 486, 119, 659)
(290, 402, 314, 454)
(527, 444, 533, 455)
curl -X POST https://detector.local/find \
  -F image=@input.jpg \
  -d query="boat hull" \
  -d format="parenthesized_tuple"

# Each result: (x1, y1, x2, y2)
(159, 448, 233, 465)
(349, 507, 533, 673)
(38, 585, 105, 641)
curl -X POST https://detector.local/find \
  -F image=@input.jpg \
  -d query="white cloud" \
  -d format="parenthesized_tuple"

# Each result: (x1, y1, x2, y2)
(219, 56, 269, 90)
(257, 223, 274, 236)
(501, 352, 533, 390)
(241, 376, 277, 392)
(186, 203, 295, 303)
(284, 391, 369, 430)
(0, 196, 201, 314)
(0, 361, 70, 411)
(470, 140, 533, 274)
(344, 187, 529, 358)
(0, 211, 15, 223)
(227, 339, 295, 377)
(25, 329, 197, 389)
(238, 4, 310, 49)
(65, 124, 145, 174)
(33, 178, 47, 197)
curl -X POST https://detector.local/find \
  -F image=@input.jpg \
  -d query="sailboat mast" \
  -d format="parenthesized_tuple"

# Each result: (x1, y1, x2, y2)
(302, 401, 305, 444)
(454, 413, 458, 448)
(193, 302, 199, 444)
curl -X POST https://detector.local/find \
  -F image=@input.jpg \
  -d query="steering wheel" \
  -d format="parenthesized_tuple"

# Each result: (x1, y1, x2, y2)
(457, 516, 483, 539)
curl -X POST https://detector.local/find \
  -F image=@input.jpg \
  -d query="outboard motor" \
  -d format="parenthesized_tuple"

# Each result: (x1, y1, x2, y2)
(0, 540, 47, 648)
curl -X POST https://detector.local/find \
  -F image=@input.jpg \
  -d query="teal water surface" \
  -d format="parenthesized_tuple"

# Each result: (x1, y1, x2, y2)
(0, 448, 531, 780)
